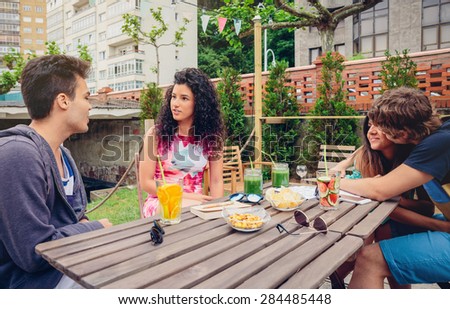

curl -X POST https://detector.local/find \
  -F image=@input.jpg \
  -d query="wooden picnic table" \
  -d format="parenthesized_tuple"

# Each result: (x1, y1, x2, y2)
(35, 186, 397, 289)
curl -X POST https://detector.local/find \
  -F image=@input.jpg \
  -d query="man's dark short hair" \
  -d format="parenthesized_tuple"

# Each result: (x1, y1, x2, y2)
(21, 54, 91, 120)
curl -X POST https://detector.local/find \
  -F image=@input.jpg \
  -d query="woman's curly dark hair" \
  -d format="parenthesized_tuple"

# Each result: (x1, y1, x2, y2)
(156, 68, 225, 157)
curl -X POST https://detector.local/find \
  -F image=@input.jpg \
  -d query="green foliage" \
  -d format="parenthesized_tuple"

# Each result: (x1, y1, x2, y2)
(0, 49, 35, 95)
(122, 7, 190, 84)
(217, 67, 248, 147)
(305, 52, 359, 167)
(216, 1, 381, 53)
(380, 49, 418, 92)
(87, 187, 141, 225)
(261, 61, 301, 164)
(77, 43, 93, 63)
(349, 53, 365, 60)
(0, 71, 16, 94)
(0, 41, 92, 95)
(139, 82, 163, 124)
(45, 41, 64, 55)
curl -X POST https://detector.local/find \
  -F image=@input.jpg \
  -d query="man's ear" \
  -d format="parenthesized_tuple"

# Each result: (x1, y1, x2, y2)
(55, 93, 69, 110)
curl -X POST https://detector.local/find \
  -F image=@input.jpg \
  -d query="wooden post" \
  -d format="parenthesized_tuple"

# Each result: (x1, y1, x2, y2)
(253, 15, 262, 162)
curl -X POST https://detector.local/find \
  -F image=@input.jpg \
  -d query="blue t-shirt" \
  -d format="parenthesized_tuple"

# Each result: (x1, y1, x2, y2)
(404, 120, 450, 219)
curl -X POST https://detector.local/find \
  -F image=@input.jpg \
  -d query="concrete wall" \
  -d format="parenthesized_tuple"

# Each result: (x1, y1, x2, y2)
(64, 119, 142, 185)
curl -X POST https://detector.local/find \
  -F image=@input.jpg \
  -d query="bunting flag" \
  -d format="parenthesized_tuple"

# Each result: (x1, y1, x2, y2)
(217, 17, 227, 33)
(201, 14, 210, 33)
(233, 19, 242, 36)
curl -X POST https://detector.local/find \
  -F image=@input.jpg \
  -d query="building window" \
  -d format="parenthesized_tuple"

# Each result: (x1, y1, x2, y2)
(309, 47, 322, 64)
(23, 27, 32, 33)
(99, 31, 106, 41)
(35, 17, 44, 23)
(353, 0, 388, 57)
(36, 6, 43, 13)
(99, 50, 106, 60)
(23, 16, 32, 22)
(422, 0, 450, 50)
(36, 28, 44, 34)
(23, 5, 31, 11)
(334, 44, 345, 55)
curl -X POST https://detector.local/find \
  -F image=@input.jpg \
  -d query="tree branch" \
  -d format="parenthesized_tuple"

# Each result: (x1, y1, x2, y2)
(275, 0, 316, 19)
(307, 0, 332, 19)
(332, 0, 382, 21)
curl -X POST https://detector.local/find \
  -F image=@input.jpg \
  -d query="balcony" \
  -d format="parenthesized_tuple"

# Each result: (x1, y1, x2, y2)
(107, 33, 134, 47)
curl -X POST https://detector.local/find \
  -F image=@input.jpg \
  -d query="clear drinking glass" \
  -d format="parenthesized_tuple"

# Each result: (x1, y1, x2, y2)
(244, 168, 263, 195)
(272, 163, 289, 188)
(156, 178, 183, 224)
(296, 165, 307, 181)
(316, 170, 340, 210)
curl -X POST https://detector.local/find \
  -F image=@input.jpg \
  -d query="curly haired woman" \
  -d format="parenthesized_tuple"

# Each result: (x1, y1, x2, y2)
(139, 68, 225, 218)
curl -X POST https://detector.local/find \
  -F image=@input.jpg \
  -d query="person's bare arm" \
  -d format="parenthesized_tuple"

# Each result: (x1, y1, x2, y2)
(139, 128, 158, 196)
(208, 154, 224, 198)
(398, 197, 435, 217)
(340, 163, 434, 201)
(389, 207, 450, 233)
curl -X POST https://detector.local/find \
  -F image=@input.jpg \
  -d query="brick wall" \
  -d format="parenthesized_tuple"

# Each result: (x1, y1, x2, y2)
(92, 49, 450, 114)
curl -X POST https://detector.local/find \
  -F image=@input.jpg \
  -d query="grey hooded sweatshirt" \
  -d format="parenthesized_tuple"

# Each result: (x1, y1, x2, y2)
(0, 125, 103, 288)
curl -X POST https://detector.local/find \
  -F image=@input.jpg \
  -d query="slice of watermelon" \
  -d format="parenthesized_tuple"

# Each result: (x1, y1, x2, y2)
(327, 193, 338, 206)
(318, 182, 329, 194)
(327, 178, 335, 190)
(320, 197, 331, 207)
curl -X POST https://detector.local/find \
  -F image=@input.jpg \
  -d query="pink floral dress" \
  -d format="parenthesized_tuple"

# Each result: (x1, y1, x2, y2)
(142, 134, 208, 218)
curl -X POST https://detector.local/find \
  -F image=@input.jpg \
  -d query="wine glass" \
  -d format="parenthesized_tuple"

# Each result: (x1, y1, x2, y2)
(296, 165, 307, 182)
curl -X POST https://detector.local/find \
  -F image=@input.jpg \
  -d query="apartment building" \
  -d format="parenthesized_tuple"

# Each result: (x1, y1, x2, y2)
(295, 0, 450, 66)
(20, 0, 47, 56)
(0, 0, 20, 70)
(46, 0, 197, 95)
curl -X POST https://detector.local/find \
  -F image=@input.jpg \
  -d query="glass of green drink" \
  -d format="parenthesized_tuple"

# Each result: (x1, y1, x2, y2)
(272, 163, 289, 188)
(244, 168, 263, 195)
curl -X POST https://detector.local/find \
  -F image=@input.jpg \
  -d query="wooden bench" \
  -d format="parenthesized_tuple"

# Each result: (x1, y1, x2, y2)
(304, 144, 356, 183)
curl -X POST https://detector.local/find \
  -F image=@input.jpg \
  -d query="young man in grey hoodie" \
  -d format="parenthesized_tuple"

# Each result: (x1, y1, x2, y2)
(0, 55, 112, 288)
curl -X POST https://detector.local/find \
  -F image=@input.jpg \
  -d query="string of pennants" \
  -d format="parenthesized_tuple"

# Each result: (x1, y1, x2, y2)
(201, 15, 242, 35)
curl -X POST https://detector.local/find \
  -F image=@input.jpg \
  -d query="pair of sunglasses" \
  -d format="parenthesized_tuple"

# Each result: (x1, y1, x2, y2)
(276, 210, 328, 236)
(149, 220, 165, 245)
(229, 193, 264, 203)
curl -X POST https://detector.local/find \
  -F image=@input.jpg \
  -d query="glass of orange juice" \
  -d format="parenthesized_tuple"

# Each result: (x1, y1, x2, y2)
(156, 178, 183, 224)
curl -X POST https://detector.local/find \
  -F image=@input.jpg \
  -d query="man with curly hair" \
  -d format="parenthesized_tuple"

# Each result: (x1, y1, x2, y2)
(340, 87, 450, 288)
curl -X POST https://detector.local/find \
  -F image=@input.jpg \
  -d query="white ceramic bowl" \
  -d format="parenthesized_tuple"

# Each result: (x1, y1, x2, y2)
(265, 187, 305, 211)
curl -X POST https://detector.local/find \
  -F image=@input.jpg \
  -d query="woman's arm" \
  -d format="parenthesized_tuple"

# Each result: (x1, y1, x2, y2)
(208, 155, 224, 198)
(398, 197, 435, 217)
(139, 128, 158, 196)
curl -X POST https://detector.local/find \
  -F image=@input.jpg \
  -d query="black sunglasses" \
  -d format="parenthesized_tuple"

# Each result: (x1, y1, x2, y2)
(276, 210, 328, 236)
(149, 220, 165, 245)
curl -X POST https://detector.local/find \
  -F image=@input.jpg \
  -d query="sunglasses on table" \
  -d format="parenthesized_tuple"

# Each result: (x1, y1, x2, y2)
(149, 220, 165, 245)
(229, 193, 264, 204)
(276, 210, 328, 236)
